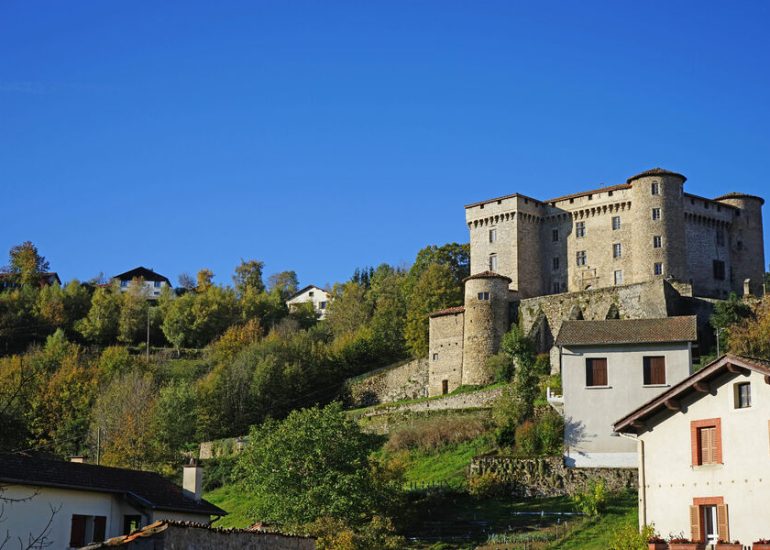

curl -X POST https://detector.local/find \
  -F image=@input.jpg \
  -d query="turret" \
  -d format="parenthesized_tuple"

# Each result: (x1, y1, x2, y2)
(461, 271, 512, 386)
(627, 168, 687, 284)
(714, 193, 766, 296)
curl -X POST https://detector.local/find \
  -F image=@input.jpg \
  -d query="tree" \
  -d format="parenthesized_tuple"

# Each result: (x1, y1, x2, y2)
(241, 287, 287, 329)
(408, 243, 469, 287)
(368, 265, 408, 362)
(76, 287, 121, 344)
(727, 297, 770, 358)
(196, 269, 214, 291)
(268, 271, 299, 300)
(118, 279, 149, 344)
(4, 241, 50, 286)
(233, 259, 265, 295)
(150, 381, 198, 463)
(237, 403, 397, 528)
(325, 282, 372, 338)
(710, 292, 753, 354)
(177, 272, 196, 290)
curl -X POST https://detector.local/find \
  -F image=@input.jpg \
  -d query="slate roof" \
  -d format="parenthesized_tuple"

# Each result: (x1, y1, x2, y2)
(429, 306, 465, 318)
(713, 192, 765, 205)
(112, 266, 171, 285)
(462, 271, 513, 283)
(0, 454, 225, 517)
(613, 354, 770, 434)
(555, 316, 697, 346)
(546, 183, 632, 204)
(626, 167, 687, 183)
(286, 284, 327, 301)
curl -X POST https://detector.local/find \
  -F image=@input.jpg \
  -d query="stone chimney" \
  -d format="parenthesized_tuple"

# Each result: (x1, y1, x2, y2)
(70, 456, 86, 463)
(182, 459, 203, 502)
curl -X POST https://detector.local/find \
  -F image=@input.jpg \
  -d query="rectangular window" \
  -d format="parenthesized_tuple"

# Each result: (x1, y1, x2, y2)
(120, 280, 129, 288)
(319, 301, 327, 309)
(613, 243, 622, 258)
(552, 257, 559, 270)
(643, 356, 666, 385)
(654, 262, 663, 276)
(153, 281, 161, 288)
(70, 515, 87, 547)
(489, 254, 498, 272)
(614, 270, 623, 285)
(309, 291, 314, 297)
(124, 515, 142, 535)
(585, 358, 608, 387)
(612, 216, 621, 230)
(576, 251, 587, 266)
(442, 380, 449, 395)
(489, 228, 497, 243)
(552, 228, 559, 242)
(713, 260, 726, 280)
(716, 229, 725, 246)
(652, 208, 661, 220)
(552, 281, 560, 293)
(575, 221, 585, 238)
(690, 418, 722, 466)
(651, 182, 660, 195)
(653, 235, 662, 248)
(93, 516, 106, 543)
(734, 382, 751, 408)
(477, 292, 490, 300)
(432, 353, 438, 361)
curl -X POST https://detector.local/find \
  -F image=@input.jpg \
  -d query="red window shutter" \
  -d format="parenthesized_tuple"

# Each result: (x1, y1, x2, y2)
(717, 504, 729, 542)
(70, 515, 86, 548)
(690, 505, 702, 542)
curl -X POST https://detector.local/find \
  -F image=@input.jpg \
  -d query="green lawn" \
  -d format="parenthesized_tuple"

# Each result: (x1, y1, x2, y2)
(401, 436, 494, 489)
(553, 491, 638, 550)
(205, 484, 263, 528)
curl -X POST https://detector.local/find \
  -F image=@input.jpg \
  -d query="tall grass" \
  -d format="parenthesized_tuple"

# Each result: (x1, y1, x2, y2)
(384, 415, 489, 453)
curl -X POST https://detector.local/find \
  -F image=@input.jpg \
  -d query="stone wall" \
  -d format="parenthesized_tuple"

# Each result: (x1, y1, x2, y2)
(345, 358, 429, 408)
(428, 311, 464, 396)
(114, 523, 315, 549)
(469, 455, 637, 498)
(359, 386, 502, 418)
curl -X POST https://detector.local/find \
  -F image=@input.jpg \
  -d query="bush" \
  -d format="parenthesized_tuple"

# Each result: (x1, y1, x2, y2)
(536, 409, 564, 455)
(514, 420, 538, 455)
(533, 353, 551, 376)
(608, 522, 658, 550)
(487, 352, 514, 383)
(468, 471, 507, 498)
(384, 415, 488, 453)
(572, 480, 607, 516)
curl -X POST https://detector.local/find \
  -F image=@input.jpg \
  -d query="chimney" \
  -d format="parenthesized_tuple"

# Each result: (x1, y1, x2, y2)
(70, 456, 86, 463)
(182, 460, 203, 502)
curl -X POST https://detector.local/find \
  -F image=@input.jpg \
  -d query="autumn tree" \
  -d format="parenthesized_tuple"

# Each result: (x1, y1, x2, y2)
(76, 286, 121, 344)
(196, 269, 215, 291)
(118, 279, 150, 344)
(4, 241, 50, 286)
(325, 282, 372, 337)
(727, 297, 770, 358)
(268, 270, 299, 300)
(233, 259, 265, 295)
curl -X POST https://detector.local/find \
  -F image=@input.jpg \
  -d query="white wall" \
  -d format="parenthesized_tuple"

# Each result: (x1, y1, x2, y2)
(562, 342, 692, 467)
(117, 279, 169, 298)
(639, 369, 770, 542)
(286, 287, 330, 319)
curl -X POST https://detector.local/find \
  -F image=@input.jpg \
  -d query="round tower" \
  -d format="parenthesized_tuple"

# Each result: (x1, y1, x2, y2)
(627, 168, 687, 284)
(714, 193, 766, 296)
(461, 271, 512, 386)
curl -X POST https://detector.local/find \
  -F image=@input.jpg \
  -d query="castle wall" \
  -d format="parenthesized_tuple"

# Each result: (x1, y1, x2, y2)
(683, 215, 732, 298)
(718, 195, 766, 296)
(428, 311, 464, 396)
(346, 358, 429, 407)
(462, 277, 511, 386)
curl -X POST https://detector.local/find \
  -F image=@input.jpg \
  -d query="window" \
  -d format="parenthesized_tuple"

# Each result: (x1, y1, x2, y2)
(442, 380, 449, 395)
(489, 254, 498, 271)
(651, 182, 660, 195)
(552, 257, 559, 270)
(552, 228, 559, 242)
(432, 353, 438, 361)
(654, 262, 663, 276)
(477, 292, 490, 301)
(153, 281, 161, 288)
(585, 358, 608, 387)
(120, 280, 129, 288)
(614, 270, 623, 285)
(552, 281, 561, 293)
(489, 228, 497, 243)
(690, 498, 729, 545)
(576, 251, 587, 266)
(716, 229, 725, 246)
(653, 235, 662, 248)
(124, 515, 142, 535)
(734, 382, 751, 409)
(612, 216, 621, 230)
(70, 515, 86, 548)
(613, 243, 622, 258)
(690, 418, 722, 466)
(713, 260, 726, 280)
(70, 515, 106, 546)
(643, 356, 666, 385)
(309, 291, 314, 297)
(319, 301, 327, 310)
(575, 221, 585, 238)
(652, 208, 661, 220)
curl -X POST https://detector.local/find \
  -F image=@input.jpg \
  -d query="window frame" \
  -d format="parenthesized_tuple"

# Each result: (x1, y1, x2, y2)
(651, 182, 660, 195)
(652, 207, 661, 220)
(576, 250, 587, 266)
(477, 291, 490, 301)
(612, 243, 622, 258)
(653, 235, 662, 248)
(613, 270, 623, 285)
(489, 227, 497, 243)
(489, 254, 498, 272)
(643, 356, 667, 386)
(552, 257, 559, 271)
(654, 262, 663, 276)
(713, 260, 726, 281)
(585, 357, 608, 388)
(612, 216, 621, 230)
(734, 382, 751, 409)
(575, 221, 586, 238)
(690, 418, 722, 466)
(552, 228, 559, 242)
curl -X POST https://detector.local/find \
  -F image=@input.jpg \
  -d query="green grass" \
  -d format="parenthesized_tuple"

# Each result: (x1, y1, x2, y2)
(551, 491, 638, 550)
(400, 436, 495, 488)
(205, 484, 264, 528)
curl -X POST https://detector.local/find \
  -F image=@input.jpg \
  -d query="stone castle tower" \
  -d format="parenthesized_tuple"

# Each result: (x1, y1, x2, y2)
(427, 168, 766, 397)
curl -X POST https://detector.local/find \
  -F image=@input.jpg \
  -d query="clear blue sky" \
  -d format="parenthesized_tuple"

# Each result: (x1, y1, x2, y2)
(2, 1, 768, 287)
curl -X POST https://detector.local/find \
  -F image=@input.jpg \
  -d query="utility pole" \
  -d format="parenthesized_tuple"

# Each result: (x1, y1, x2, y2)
(146, 306, 151, 362)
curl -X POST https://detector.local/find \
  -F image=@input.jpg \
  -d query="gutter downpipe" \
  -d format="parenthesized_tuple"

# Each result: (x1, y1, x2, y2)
(619, 432, 645, 529)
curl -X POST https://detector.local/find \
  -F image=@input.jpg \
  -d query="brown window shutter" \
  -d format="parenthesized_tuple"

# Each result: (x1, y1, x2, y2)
(651, 356, 666, 384)
(597, 358, 607, 386)
(690, 505, 702, 542)
(710, 427, 719, 464)
(70, 515, 86, 547)
(717, 504, 729, 542)
(94, 516, 107, 542)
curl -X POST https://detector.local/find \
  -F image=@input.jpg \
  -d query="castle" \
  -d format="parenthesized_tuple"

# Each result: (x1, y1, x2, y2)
(428, 168, 766, 396)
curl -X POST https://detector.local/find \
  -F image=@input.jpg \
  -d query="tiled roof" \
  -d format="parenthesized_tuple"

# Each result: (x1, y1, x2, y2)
(626, 167, 686, 183)
(0, 455, 225, 517)
(462, 271, 513, 283)
(546, 183, 631, 204)
(429, 306, 465, 318)
(112, 266, 171, 285)
(713, 192, 765, 205)
(286, 284, 327, 301)
(613, 354, 770, 434)
(555, 316, 697, 346)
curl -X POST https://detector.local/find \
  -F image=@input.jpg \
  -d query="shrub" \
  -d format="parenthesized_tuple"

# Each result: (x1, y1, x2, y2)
(572, 480, 607, 516)
(487, 352, 514, 383)
(384, 415, 488, 453)
(608, 522, 659, 550)
(533, 353, 551, 376)
(536, 409, 564, 455)
(514, 420, 538, 455)
(468, 471, 507, 498)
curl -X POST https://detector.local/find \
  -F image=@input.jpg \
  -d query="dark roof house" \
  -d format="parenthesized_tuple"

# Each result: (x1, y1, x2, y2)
(112, 267, 171, 285)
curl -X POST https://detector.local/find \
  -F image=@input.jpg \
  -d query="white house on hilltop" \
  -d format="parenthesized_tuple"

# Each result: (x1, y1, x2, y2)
(111, 267, 172, 299)
(286, 285, 330, 320)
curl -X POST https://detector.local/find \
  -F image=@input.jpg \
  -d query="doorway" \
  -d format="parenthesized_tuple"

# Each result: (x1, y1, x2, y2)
(702, 505, 718, 546)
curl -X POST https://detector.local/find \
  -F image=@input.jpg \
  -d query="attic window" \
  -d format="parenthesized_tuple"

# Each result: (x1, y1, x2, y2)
(480, 204, 484, 209)
(608, 191, 614, 197)
(570, 198, 575, 204)
(497, 200, 501, 204)
(588, 194, 593, 200)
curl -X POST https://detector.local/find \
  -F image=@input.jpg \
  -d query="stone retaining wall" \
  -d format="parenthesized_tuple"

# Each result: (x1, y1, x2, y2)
(345, 358, 429, 407)
(360, 386, 502, 418)
(469, 455, 637, 497)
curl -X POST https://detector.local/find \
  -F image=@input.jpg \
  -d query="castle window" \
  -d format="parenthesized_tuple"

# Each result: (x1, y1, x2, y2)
(569, 198, 574, 204)
(576, 251, 587, 266)
(654, 262, 663, 276)
(552, 281, 561, 293)
(612, 216, 621, 230)
(652, 208, 661, 220)
(489, 254, 498, 271)
(713, 260, 726, 280)
(552, 257, 559, 270)
(651, 182, 660, 195)
(704, 201, 709, 209)
(552, 228, 559, 242)
(575, 221, 585, 238)
(716, 229, 725, 246)
(653, 235, 662, 248)
(432, 353, 438, 361)
(614, 270, 623, 285)
(613, 243, 622, 258)
(477, 292, 490, 301)
(608, 191, 614, 197)
(588, 194, 593, 200)
(489, 228, 497, 243)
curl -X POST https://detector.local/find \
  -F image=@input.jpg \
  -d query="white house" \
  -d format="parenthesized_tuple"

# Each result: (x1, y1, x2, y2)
(551, 316, 697, 468)
(614, 354, 770, 546)
(286, 285, 330, 320)
(0, 455, 225, 549)
(111, 267, 172, 299)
